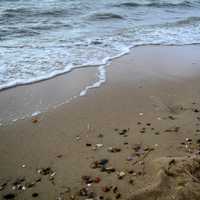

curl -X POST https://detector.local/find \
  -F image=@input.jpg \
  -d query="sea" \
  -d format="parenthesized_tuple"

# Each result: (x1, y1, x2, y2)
(0, 0, 200, 92)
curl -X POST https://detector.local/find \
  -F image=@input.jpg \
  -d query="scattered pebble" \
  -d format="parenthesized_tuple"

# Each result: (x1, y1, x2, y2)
(31, 117, 38, 124)
(107, 147, 121, 153)
(32, 193, 39, 198)
(117, 171, 126, 179)
(3, 193, 16, 199)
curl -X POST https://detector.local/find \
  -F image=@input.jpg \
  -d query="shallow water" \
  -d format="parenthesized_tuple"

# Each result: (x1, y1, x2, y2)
(0, 0, 200, 91)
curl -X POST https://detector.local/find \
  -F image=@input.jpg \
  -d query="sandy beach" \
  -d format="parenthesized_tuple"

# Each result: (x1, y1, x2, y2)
(0, 45, 200, 200)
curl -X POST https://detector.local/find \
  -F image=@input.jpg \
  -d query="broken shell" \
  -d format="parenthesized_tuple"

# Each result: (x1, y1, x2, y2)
(22, 186, 26, 191)
(50, 172, 56, 177)
(96, 144, 104, 148)
(117, 171, 126, 179)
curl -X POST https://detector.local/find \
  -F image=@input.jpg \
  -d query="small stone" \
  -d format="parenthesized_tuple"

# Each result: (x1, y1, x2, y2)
(128, 170, 134, 174)
(22, 186, 26, 190)
(115, 193, 121, 199)
(117, 171, 126, 179)
(12, 177, 25, 186)
(76, 136, 80, 141)
(127, 156, 133, 161)
(186, 138, 192, 142)
(0, 183, 7, 191)
(104, 167, 116, 173)
(57, 154, 63, 158)
(35, 178, 41, 182)
(139, 113, 144, 116)
(37, 167, 52, 175)
(12, 186, 16, 190)
(94, 177, 101, 183)
(194, 109, 199, 113)
(79, 188, 88, 196)
(107, 147, 121, 153)
(22, 164, 26, 168)
(98, 134, 104, 138)
(26, 182, 35, 188)
(129, 179, 134, 185)
(96, 144, 104, 148)
(102, 186, 110, 192)
(32, 117, 38, 123)
(3, 193, 16, 199)
(168, 116, 175, 120)
(70, 195, 75, 200)
(99, 159, 109, 166)
(196, 139, 200, 144)
(32, 193, 39, 198)
(82, 176, 93, 184)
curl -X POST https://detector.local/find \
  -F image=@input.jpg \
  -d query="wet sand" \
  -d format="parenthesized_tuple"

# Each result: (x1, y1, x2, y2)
(0, 45, 200, 200)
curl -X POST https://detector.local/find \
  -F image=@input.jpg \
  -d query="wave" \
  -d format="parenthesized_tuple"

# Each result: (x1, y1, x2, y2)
(0, 7, 80, 22)
(88, 12, 124, 21)
(115, 1, 197, 8)
(161, 16, 200, 28)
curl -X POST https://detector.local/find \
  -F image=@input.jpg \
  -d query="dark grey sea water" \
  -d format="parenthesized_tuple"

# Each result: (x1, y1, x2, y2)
(0, 0, 200, 90)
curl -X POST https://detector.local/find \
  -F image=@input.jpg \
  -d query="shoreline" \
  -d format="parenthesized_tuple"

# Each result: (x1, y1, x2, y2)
(1, 44, 200, 125)
(1, 45, 200, 200)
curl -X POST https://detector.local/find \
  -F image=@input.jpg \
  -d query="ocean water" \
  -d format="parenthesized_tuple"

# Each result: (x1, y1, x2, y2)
(0, 0, 200, 91)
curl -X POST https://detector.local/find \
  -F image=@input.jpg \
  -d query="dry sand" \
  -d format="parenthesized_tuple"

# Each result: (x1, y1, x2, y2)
(0, 45, 200, 200)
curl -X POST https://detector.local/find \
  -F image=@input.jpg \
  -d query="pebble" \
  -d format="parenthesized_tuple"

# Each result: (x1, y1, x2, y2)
(31, 117, 38, 123)
(37, 167, 53, 175)
(168, 116, 176, 120)
(117, 171, 126, 179)
(79, 188, 88, 196)
(98, 134, 104, 138)
(127, 156, 134, 161)
(0, 183, 7, 191)
(82, 176, 93, 184)
(186, 138, 192, 142)
(115, 193, 121, 199)
(102, 186, 110, 192)
(94, 177, 101, 183)
(76, 136, 81, 141)
(96, 144, 104, 148)
(3, 193, 16, 199)
(107, 147, 121, 153)
(32, 193, 39, 198)
(194, 109, 199, 113)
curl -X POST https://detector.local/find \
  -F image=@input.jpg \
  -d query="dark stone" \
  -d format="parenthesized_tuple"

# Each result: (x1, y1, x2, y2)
(32, 193, 39, 198)
(3, 193, 15, 199)
(115, 193, 121, 199)
(99, 159, 109, 166)
(39, 167, 52, 175)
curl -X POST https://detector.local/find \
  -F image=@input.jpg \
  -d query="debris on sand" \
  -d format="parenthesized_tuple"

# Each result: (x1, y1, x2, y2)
(128, 156, 200, 200)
